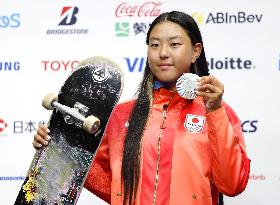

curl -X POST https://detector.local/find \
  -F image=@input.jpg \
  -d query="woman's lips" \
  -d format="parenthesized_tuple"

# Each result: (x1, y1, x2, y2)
(158, 63, 173, 69)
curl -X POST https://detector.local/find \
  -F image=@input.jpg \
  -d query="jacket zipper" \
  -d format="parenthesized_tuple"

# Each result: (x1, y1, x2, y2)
(152, 104, 168, 205)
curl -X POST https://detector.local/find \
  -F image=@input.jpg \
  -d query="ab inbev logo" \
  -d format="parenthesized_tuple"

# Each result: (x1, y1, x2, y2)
(249, 174, 266, 181)
(46, 6, 88, 35)
(192, 11, 263, 25)
(0, 118, 8, 136)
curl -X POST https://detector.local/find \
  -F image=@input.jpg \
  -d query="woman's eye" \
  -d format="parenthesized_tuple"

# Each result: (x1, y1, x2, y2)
(171, 42, 181, 47)
(150, 43, 159, 47)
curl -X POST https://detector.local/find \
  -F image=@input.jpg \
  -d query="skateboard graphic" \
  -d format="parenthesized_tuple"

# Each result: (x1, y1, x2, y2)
(14, 56, 124, 204)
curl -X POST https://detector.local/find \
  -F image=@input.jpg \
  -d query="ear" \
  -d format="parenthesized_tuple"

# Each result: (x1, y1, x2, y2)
(191, 43, 202, 63)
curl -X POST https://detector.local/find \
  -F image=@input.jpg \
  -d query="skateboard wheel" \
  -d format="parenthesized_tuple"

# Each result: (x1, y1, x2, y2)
(83, 115, 100, 134)
(42, 93, 58, 110)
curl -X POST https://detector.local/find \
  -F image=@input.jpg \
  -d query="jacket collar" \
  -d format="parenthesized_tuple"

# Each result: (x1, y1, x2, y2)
(153, 81, 204, 109)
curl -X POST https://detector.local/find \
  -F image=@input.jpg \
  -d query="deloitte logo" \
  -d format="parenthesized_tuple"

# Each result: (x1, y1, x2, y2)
(192, 12, 263, 25)
(207, 57, 256, 70)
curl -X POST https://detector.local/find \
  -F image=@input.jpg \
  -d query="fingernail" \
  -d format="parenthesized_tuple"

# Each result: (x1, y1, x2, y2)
(46, 128, 50, 133)
(46, 135, 51, 141)
(38, 144, 42, 148)
(44, 141, 48, 145)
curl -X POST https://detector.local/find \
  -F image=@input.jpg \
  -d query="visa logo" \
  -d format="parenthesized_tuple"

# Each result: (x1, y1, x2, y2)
(124, 57, 146, 72)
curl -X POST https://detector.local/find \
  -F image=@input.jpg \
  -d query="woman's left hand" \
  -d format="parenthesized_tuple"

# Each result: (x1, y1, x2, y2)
(195, 75, 224, 113)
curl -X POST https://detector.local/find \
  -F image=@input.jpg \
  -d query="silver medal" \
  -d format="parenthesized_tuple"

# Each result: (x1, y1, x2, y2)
(176, 73, 200, 99)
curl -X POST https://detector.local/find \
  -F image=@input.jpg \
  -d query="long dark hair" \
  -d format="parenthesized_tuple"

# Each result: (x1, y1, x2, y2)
(121, 11, 210, 205)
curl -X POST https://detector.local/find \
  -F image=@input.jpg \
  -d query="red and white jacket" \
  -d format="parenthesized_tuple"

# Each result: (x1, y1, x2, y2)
(84, 87, 250, 205)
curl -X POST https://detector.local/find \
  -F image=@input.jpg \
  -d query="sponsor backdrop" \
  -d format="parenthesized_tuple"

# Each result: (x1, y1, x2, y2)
(1, 0, 279, 204)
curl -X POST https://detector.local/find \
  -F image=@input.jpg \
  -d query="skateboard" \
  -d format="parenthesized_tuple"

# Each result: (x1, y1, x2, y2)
(14, 56, 124, 205)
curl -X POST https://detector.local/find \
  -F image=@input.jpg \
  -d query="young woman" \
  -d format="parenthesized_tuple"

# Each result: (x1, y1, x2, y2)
(33, 11, 250, 205)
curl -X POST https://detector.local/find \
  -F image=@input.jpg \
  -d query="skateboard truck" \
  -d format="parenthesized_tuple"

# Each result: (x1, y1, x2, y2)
(42, 93, 100, 134)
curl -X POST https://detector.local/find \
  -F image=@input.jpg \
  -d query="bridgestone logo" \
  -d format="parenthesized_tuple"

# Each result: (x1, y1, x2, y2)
(46, 29, 88, 35)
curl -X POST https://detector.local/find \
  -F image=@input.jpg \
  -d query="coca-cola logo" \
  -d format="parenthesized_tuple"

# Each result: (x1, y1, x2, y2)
(115, 1, 162, 17)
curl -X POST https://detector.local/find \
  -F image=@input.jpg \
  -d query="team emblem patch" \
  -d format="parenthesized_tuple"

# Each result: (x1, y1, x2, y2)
(184, 114, 206, 133)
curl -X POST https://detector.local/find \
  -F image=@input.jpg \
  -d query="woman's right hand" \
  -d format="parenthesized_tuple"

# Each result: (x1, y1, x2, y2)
(32, 124, 51, 149)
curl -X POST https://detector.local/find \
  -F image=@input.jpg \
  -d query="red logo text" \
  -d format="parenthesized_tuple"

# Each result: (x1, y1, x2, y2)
(115, 1, 162, 17)
(42, 60, 79, 71)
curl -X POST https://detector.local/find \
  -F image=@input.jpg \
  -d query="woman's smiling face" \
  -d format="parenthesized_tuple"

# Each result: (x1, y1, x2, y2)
(147, 20, 201, 90)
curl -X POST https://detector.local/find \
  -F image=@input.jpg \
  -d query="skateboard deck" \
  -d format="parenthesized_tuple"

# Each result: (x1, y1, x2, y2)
(14, 56, 124, 205)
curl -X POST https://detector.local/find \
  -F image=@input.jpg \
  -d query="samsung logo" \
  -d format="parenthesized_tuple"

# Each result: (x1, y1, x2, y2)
(0, 61, 20, 71)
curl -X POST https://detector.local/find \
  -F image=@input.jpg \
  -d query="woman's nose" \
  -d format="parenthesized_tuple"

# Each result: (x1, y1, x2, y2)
(159, 44, 170, 58)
